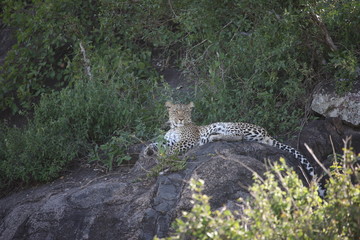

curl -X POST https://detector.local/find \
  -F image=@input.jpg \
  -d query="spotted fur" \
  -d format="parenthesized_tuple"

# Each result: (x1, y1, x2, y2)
(200, 122, 316, 178)
(145, 102, 325, 196)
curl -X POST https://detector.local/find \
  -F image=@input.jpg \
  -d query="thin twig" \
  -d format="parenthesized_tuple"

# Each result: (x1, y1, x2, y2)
(298, 165, 310, 186)
(329, 135, 337, 163)
(310, 12, 338, 51)
(187, 39, 208, 54)
(168, 0, 177, 18)
(79, 42, 93, 80)
(304, 143, 331, 177)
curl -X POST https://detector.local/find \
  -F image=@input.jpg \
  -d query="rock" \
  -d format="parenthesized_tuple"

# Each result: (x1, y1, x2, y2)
(1, 120, 359, 240)
(289, 117, 360, 169)
(311, 81, 360, 126)
(0, 168, 157, 240)
(0, 142, 297, 240)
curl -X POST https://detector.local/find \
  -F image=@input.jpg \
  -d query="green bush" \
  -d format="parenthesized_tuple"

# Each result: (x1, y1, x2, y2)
(0, 72, 166, 189)
(159, 148, 360, 240)
(0, 0, 101, 112)
(192, 10, 311, 133)
(1, 0, 171, 188)
(2, 0, 359, 134)
(179, 0, 359, 134)
(0, 120, 79, 184)
(89, 131, 136, 172)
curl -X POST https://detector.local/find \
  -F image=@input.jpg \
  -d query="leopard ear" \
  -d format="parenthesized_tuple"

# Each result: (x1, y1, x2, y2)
(165, 101, 173, 108)
(188, 102, 195, 108)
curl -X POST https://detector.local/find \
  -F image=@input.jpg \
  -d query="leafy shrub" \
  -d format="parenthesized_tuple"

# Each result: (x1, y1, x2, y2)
(141, 0, 358, 135)
(1, 0, 172, 188)
(329, 50, 359, 94)
(2, 0, 359, 134)
(159, 148, 360, 240)
(89, 132, 135, 172)
(0, 120, 79, 184)
(178, 0, 358, 134)
(0, 0, 101, 112)
(315, 0, 360, 50)
(0, 70, 166, 189)
(192, 10, 311, 133)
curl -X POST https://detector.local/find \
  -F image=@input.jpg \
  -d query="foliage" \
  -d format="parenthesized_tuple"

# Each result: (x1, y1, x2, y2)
(0, 72, 166, 189)
(191, 10, 311, 132)
(1, 0, 359, 127)
(177, 0, 359, 134)
(0, 0, 101, 112)
(315, 0, 360, 49)
(89, 131, 135, 172)
(329, 50, 359, 94)
(159, 148, 360, 240)
(0, 0, 359, 189)
(0, 120, 79, 185)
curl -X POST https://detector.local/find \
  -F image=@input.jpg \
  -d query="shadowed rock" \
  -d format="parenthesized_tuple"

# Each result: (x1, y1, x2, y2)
(1, 120, 359, 240)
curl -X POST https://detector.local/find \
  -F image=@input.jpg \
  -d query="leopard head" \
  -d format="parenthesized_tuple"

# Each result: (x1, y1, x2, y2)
(165, 101, 194, 128)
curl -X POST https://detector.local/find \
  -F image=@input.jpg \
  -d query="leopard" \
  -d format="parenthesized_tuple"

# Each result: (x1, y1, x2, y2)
(145, 101, 244, 155)
(145, 101, 325, 196)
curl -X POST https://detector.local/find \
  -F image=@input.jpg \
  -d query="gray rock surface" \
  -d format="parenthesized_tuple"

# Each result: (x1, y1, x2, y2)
(1, 119, 359, 240)
(311, 81, 360, 126)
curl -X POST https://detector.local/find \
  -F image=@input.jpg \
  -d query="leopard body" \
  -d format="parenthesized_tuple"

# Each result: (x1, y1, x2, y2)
(145, 101, 324, 196)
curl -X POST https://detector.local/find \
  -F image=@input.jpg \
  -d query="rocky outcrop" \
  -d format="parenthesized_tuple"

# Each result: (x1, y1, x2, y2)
(311, 81, 360, 126)
(285, 117, 360, 170)
(0, 142, 276, 240)
(1, 119, 359, 240)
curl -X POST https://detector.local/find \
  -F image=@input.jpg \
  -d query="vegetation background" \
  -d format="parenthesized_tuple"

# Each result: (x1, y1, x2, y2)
(0, 1, 359, 238)
(0, 0, 359, 202)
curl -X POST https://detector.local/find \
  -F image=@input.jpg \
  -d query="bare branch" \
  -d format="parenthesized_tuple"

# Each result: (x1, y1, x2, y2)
(304, 143, 331, 177)
(310, 13, 338, 52)
(79, 42, 93, 80)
